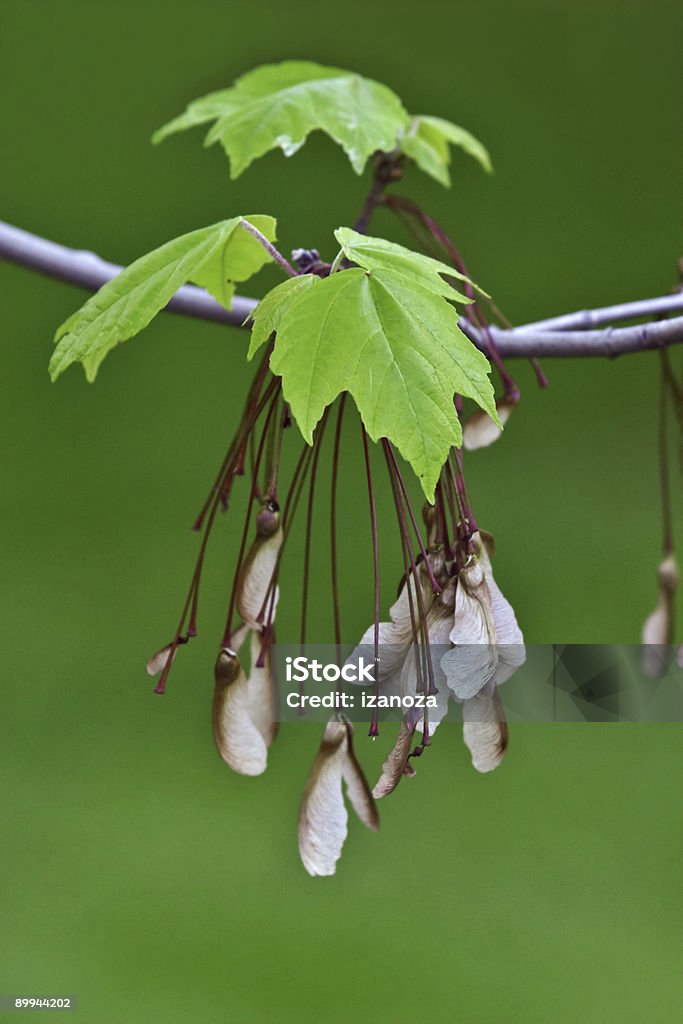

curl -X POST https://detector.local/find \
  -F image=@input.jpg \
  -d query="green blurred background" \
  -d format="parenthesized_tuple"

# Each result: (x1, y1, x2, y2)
(2, 1, 682, 1020)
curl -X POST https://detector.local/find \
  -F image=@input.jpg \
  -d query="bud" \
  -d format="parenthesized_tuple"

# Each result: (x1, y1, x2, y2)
(255, 503, 280, 537)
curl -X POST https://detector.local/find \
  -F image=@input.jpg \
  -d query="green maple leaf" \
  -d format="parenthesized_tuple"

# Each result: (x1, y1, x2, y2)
(334, 227, 476, 302)
(400, 115, 492, 187)
(50, 216, 276, 382)
(247, 275, 319, 359)
(153, 60, 409, 177)
(263, 265, 498, 501)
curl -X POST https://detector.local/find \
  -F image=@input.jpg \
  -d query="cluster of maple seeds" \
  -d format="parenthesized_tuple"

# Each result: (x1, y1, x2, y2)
(141, 274, 680, 875)
(140, 218, 678, 876)
(146, 341, 529, 875)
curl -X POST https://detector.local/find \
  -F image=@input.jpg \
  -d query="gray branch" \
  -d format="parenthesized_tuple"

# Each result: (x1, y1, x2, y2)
(0, 221, 257, 325)
(2, 219, 682, 359)
(522, 291, 683, 331)
(462, 316, 683, 359)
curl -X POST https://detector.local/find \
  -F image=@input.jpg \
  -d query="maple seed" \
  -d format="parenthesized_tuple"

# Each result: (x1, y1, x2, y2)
(463, 395, 518, 451)
(146, 642, 178, 677)
(463, 689, 509, 773)
(298, 719, 379, 877)
(212, 647, 269, 777)
(373, 721, 417, 799)
(237, 502, 283, 631)
(145, 635, 189, 685)
(640, 554, 679, 679)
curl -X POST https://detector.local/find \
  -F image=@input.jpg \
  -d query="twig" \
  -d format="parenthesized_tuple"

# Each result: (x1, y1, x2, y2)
(351, 153, 403, 234)
(524, 292, 683, 331)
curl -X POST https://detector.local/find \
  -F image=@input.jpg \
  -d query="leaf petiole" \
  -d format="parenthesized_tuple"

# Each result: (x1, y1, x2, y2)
(328, 249, 345, 275)
(239, 218, 298, 278)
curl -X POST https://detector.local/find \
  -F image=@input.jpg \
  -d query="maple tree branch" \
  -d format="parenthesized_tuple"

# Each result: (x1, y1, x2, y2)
(0, 220, 258, 326)
(460, 315, 683, 359)
(2, 219, 683, 359)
